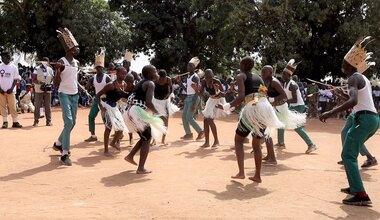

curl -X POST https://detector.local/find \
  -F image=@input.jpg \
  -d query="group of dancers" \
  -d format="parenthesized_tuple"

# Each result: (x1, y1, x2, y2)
(50, 28, 378, 206)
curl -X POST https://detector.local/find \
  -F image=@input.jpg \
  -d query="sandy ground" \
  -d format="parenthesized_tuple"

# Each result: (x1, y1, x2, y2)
(0, 107, 379, 220)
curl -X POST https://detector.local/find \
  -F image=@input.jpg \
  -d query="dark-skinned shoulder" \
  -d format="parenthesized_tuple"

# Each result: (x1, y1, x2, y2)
(348, 73, 365, 90)
(142, 80, 155, 91)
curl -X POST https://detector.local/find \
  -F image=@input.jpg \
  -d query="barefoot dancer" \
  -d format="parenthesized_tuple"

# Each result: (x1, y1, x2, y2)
(198, 69, 227, 148)
(261, 65, 306, 164)
(320, 36, 379, 206)
(152, 69, 179, 145)
(96, 67, 129, 156)
(124, 65, 166, 174)
(217, 57, 283, 183)
(122, 72, 136, 146)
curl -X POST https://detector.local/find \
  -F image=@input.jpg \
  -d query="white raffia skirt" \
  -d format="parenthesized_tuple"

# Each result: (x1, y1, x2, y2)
(123, 105, 167, 141)
(101, 101, 129, 132)
(239, 97, 284, 138)
(274, 103, 306, 129)
(202, 97, 229, 119)
(152, 94, 179, 117)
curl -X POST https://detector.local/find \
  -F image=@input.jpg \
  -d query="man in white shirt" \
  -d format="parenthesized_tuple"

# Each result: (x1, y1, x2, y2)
(0, 52, 22, 128)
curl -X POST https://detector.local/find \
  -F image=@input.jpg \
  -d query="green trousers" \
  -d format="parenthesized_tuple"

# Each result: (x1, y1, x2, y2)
(88, 98, 99, 133)
(182, 95, 202, 135)
(278, 105, 313, 146)
(342, 112, 379, 193)
(58, 93, 79, 151)
(341, 114, 369, 156)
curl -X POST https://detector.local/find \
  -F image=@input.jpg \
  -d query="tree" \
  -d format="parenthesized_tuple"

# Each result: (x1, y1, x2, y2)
(0, 0, 130, 64)
(228, 0, 377, 80)
(109, 0, 235, 74)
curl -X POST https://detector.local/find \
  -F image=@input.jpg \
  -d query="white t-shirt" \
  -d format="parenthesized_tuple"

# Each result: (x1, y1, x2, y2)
(58, 57, 79, 95)
(0, 63, 20, 91)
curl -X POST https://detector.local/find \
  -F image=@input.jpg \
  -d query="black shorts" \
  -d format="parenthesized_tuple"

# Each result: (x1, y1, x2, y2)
(235, 119, 265, 139)
(137, 126, 152, 141)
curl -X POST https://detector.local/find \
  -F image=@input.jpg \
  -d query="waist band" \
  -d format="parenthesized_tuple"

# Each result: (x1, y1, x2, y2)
(355, 110, 378, 116)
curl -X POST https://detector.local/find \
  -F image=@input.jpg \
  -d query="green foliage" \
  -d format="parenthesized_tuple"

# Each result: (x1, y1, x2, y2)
(0, 0, 130, 65)
(109, 0, 235, 74)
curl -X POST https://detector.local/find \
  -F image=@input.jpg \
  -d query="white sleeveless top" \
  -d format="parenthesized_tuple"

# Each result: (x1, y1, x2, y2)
(284, 80, 304, 107)
(93, 74, 108, 94)
(58, 57, 79, 95)
(186, 73, 196, 95)
(353, 73, 377, 113)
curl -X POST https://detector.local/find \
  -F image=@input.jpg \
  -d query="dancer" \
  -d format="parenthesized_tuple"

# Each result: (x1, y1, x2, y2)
(152, 69, 179, 145)
(197, 69, 227, 148)
(276, 59, 317, 154)
(124, 65, 166, 174)
(177, 57, 204, 140)
(96, 67, 129, 156)
(85, 48, 111, 142)
(123, 72, 136, 146)
(217, 57, 283, 183)
(320, 36, 379, 206)
(52, 27, 80, 166)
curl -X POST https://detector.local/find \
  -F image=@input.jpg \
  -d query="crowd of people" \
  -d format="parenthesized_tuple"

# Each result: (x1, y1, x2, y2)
(1, 29, 379, 207)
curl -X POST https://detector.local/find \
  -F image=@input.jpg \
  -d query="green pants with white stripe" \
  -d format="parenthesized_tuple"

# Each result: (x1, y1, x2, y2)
(341, 112, 379, 193)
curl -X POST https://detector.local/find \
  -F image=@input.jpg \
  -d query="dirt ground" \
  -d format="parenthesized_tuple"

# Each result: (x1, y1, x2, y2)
(0, 107, 379, 219)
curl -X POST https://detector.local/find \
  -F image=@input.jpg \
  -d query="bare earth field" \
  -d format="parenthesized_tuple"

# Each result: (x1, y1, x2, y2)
(0, 107, 379, 219)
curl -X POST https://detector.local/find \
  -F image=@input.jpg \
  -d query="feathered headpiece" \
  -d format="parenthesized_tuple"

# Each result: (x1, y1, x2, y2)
(189, 57, 200, 68)
(344, 36, 375, 73)
(283, 59, 300, 76)
(95, 47, 106, 68)
(56, 28, 79, 51)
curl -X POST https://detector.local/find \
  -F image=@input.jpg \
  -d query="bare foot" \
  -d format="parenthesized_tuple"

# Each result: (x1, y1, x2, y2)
(150, 140, 156, 146)
(110, 142, 121, 151)
(248, 176, 262, 183)
(104, 151, 112, 157)
(231, 174, 245, 179)
(263, 160, 277, 165)
(212, 142, 219, 148)
(136, 169, 152, 174)
(124, 155, 137, 166)
(262, 156, 269, 161)
(200, 143, 210, 148)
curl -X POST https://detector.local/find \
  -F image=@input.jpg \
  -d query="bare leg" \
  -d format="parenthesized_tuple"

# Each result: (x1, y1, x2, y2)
(125, 139, 142, 165)
(231, 134, 245, 179)
(249, 137, 262, 183)
(263, 138, 277, 164)
(209, 118, 219, 147)
(200, 119, 210, 148)
(103, 128, 111, 156)
(129, 133, 134, 145)
(110, 130, 123, 151)
(136, 139, 152, 174)
(161, 116, 168, 145)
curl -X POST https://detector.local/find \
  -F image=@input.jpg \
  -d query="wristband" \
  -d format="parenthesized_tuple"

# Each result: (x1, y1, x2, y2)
(268, 97, 275, 103)
(223, 103, 231, 112)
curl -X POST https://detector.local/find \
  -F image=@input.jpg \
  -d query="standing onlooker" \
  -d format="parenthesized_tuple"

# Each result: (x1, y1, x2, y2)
(318, 86, 333, 114)
(306, 82, 319, 118)
(33, 57, 54, 126)
(0, 52, 22, 128)
(373, 85, 380, 111)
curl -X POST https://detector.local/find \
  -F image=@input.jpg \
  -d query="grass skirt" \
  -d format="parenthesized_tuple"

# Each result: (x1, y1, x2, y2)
(202, 97, 229, 119)
(152, 94, 179, 117)
(123, 105, 167, 141)
(274, 103, 306, 129)
(101, 101, 129, 132)
(240, 97, 284, 138)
